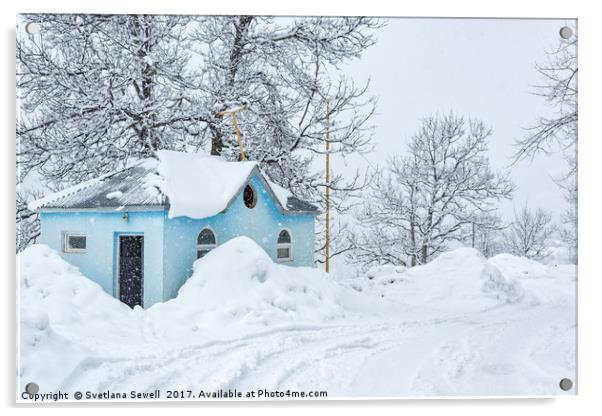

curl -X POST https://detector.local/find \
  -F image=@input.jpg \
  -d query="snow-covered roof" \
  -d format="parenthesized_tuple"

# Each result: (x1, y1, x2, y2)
(29, 150, 319, 218)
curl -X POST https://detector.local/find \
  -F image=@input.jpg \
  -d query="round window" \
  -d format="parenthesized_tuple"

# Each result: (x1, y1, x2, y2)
(243, 185, 257, 208)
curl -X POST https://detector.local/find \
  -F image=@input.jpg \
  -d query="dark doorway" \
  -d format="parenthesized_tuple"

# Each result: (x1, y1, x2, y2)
(118, 235, 144, 308)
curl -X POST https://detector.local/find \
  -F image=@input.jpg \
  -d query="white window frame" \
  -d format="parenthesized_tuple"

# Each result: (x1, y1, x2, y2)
(197, 227, 218, 258)
(276, 229, 293, 262)
(63, 232, 87, 253)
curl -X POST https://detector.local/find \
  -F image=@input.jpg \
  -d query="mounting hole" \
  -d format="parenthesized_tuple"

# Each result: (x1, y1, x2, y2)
(25, 382, 39, 394)
(243, 185, 257, 209)
(25, 22, 41, 34)
(559, 378, 573, 391)
(559, 26, 573, 40)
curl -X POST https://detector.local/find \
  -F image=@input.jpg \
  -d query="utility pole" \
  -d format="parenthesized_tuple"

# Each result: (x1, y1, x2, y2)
(471, 222, 476, 248)
(325, 100, 331, 273)
(216, 105, 248, 161)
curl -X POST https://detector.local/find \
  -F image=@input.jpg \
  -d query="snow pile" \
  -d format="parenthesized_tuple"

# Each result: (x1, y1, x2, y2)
(149, 237, 347, 331)
(371, 248, 524, 310)
(366, 264, 408, 285)
(488, 253, 551, 280)
(17, 244, 575, 397)
(18, 245, 137, 390)
(19, 245, 133, 329)
(489, 253, 576, 305)
(154, 150, 257, 219)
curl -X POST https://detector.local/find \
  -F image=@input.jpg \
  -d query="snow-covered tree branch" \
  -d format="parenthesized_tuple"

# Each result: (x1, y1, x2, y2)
(16, 15, 383, 255)
(513, 30, 577, 261)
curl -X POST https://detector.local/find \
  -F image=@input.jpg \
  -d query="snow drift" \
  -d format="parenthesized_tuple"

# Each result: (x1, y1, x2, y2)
(18, 245, 137, 390)
(17, 242, 575, 397)
(489, 253, 577, 305)
(348, 248, 524, 311)
(147, 236, 347, 331)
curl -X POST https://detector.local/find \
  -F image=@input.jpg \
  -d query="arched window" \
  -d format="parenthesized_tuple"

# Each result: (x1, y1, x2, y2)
(243, 184, 257, 208)
(277, 229, 292, 261)
(197, 228, 217, 258)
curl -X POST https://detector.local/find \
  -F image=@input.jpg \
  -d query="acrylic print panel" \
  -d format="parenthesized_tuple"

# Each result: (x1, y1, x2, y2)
(16, 15, 577, 401)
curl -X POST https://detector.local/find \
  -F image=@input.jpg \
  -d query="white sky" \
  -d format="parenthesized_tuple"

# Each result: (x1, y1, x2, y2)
(334, 17, 577, 222)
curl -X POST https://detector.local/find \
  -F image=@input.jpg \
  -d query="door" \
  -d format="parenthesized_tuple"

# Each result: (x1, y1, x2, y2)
(118, 235, 144, 308)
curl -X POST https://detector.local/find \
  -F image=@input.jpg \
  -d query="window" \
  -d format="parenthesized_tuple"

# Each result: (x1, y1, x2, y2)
(64, 232, 87, 253)
(243, 184, 257, 208)
(277, 230, 292, 261)
(197, 228, 217, 258)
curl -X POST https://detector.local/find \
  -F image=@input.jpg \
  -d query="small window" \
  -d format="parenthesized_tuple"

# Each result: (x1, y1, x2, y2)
(243, 185, 257, 209)
(64, 232, 86, 253)
(277, 230, 292, 261)
(197, 228, 217, 258)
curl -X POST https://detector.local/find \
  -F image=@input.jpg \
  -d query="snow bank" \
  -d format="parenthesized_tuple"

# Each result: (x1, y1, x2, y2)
(148, 237, 347, 332)
(18, 245, 138, 390)
(366, 265, 408, 285)
(18, 244, 575, 396)
(489, 253, 576, 305)
(488, 253, 550, 280)
(19, 245, 133, 329)
(154, 150, 257, 219)
(357, 248, 524, 310)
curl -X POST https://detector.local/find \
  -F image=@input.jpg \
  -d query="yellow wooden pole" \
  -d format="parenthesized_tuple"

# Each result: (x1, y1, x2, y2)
(325, 101, 331, 273)
(229, 112, 247, 161)
(216, 106, 247, 161)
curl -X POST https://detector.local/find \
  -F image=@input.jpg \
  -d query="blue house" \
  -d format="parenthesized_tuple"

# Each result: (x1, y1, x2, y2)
(30, 150, 318, 308)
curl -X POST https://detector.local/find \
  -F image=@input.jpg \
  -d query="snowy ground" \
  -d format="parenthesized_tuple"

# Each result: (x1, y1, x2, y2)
(17, 237, 576, 399)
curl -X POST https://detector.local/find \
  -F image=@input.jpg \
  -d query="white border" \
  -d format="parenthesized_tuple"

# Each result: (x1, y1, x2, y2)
(6, 1, 602, 414)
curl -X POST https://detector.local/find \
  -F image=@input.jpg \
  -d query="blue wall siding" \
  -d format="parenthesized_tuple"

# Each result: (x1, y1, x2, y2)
(162, 173, 316, 299)
(38, 210, 165, 307)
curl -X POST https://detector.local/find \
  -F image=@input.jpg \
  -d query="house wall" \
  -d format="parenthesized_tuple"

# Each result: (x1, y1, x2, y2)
(162, 173, 316, 300)
(38, 210, 165, 307)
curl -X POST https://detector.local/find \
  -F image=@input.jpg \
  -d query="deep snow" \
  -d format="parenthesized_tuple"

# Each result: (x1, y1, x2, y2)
(17, 238, 576, 399)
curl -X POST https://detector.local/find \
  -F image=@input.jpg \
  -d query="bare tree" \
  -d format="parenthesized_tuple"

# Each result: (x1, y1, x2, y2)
(503, 205, 556, 260)
(513, 29, 577, 261)
(350, 113, 514, 266)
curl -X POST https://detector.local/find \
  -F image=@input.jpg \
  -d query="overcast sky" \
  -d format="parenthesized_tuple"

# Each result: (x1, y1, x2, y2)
(333, 17, 577, 222)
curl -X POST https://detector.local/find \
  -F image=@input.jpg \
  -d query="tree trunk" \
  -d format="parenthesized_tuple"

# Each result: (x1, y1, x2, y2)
(210, 16, 254, 157)
(421, 207, 433, 264)
(420, 244, 428, 265)
(211, 130, 224, 155)
(409, 218, 417, 267)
